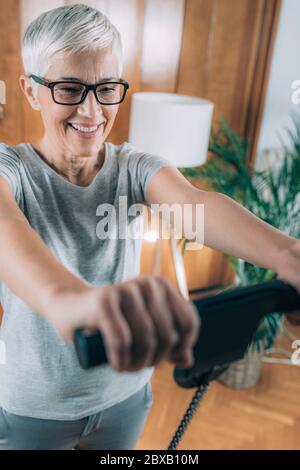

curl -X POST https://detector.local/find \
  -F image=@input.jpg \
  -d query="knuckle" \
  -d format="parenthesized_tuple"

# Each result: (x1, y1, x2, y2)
(136, 274, 151, 291)
(100, 286, 116, 307)
(154, 275, 172, 290)
(153, 274, 165, 283)
(137, 274, 151, 284)
(181, 316, 196, 334)
(112, 338, 130, 357)
(120, 282, 136, 302)
(191, 312, 201, 330)
(187, 303, 200, 323)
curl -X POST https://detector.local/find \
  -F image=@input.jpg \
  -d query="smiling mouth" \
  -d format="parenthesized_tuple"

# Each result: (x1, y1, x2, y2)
(67, 122, 104, 137)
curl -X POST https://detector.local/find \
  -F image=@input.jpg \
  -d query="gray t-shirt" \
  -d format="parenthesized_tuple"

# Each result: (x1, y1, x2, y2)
(0, 140, 172, 420)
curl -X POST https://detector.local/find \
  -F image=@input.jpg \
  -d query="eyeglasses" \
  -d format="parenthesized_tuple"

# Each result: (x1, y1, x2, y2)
(29, 74, 130, 106)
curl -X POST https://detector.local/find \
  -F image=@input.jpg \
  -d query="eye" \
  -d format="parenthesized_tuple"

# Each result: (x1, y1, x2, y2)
(63, 87, 80, 92)
(54, 83, 84, 94)
(60, 87, 82, 93)
(99, 87, 115, 94)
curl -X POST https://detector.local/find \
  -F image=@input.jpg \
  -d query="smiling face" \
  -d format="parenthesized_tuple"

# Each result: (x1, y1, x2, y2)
(20, 47, 122, 160)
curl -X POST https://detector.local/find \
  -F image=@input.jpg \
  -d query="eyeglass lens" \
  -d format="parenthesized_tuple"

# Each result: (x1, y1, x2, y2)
(53, 82, 126, 104)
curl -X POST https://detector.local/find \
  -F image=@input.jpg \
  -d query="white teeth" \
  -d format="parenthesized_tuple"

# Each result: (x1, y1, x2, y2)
(70, 123, 99, 133)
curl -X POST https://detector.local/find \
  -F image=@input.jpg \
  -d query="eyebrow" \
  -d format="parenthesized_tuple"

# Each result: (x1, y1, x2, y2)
(57, 76, 119, 82)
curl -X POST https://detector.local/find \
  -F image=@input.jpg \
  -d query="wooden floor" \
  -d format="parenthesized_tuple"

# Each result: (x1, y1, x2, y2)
(136, 322, 300, 450)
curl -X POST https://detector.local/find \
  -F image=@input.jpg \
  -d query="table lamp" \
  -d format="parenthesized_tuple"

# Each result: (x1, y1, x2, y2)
(129, 92, 214, 298)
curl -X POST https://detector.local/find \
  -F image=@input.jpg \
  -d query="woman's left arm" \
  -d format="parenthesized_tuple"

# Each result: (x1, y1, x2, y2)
(196, 191, 300, 327)
(146, 166, 299, 290)
(194, 190, 295, 274)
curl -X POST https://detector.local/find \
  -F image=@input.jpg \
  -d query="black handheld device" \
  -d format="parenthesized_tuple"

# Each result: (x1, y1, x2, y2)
(74, 278, 300, 386)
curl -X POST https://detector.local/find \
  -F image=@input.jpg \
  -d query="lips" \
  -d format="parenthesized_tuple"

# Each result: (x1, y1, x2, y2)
(69, 122, 104, 127)
(67, 122, 104, 138)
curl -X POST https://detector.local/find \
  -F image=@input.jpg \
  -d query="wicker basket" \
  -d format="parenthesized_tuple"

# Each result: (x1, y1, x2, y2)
(217, 346, 264, 389)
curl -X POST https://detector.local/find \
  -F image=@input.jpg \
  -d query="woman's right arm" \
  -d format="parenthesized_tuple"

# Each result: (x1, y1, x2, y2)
(0, 177, 200, 372)
(0, 177, 91, 318)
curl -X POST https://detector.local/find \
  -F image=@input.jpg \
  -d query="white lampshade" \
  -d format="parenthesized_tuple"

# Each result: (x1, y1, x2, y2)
(128, 92, 214, 167)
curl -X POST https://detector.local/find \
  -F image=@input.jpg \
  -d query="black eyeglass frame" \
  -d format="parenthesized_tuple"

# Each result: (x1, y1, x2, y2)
(29, 74, 130, 106)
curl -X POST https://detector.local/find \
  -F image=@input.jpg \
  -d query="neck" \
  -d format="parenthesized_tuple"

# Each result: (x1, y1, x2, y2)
(32, 136, 105, 186)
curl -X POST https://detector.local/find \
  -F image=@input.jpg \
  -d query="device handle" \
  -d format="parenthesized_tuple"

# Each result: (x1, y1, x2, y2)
(74, 278, 300, 369)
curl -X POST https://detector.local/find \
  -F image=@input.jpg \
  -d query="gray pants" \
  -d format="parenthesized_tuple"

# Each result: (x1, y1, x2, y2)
(0, 381, 153, 450)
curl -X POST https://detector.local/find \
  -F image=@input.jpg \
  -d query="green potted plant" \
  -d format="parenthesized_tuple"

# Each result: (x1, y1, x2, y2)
(180, 111, 300, 388)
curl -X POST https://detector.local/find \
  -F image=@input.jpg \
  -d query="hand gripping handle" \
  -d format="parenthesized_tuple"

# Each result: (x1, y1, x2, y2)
(74, 279, 300, 370)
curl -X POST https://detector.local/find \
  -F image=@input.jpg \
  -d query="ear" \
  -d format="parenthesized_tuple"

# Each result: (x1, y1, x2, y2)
(19, 75, 41, 111)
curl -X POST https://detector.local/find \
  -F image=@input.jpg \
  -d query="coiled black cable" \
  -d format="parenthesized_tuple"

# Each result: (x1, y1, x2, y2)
(167, 382, 210, 450)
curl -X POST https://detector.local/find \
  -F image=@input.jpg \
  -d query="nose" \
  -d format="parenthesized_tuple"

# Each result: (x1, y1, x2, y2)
(77, 89, 104, 120)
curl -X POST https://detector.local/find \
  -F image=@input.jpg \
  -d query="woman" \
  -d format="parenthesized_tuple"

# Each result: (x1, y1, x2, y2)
(0, 3, 299, 450)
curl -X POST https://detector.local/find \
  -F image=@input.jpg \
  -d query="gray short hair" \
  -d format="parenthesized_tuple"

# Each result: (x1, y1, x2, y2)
(21, 3, 123, 91)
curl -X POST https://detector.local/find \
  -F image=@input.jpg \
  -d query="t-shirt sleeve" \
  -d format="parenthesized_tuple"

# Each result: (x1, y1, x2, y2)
(0, 143, 21, 201)
(127, 146, 174, 205)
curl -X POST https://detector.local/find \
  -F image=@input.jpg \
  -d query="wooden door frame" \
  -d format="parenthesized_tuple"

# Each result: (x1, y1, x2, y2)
(245, 0, 282, 166)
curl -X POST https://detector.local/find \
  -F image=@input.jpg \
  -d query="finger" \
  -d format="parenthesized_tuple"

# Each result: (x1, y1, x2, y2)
(118, 281, 157, 371)
(96, 288, 132, 371)
(159, 277, 200, 359)
(171, 349, 195, 368)
(136, 275, 180, 366)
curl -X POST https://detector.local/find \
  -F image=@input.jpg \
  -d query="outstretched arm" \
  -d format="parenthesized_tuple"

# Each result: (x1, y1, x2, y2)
(146, 166, 298, 286)
(0, 177, 90, 319)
